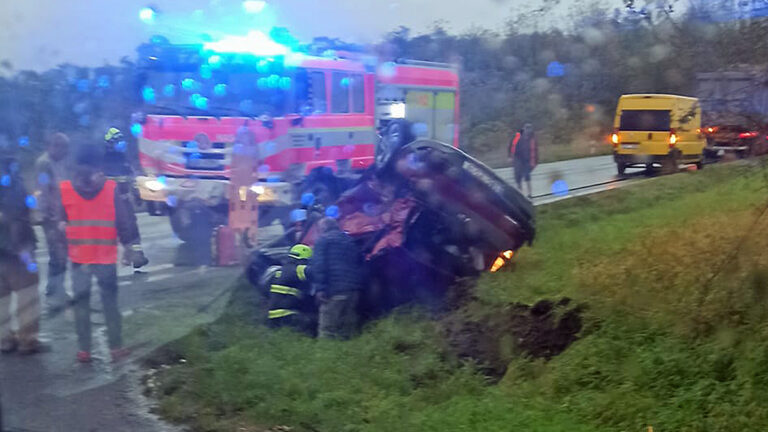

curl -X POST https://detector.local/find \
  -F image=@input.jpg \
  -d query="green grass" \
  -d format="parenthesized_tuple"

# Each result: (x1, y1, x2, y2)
(150, 160, 768, 432)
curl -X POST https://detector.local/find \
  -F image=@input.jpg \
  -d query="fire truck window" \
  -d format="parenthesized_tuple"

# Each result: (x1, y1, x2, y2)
(332, 72, 350, 113)
(309, 72, 327, 114)
(351, 74, 365, 113)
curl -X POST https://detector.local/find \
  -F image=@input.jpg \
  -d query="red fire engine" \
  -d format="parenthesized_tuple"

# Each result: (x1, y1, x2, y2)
(133, 39, 459, 243)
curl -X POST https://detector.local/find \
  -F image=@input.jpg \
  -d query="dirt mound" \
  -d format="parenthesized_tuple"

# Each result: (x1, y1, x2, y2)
(440, 298, 584, 380)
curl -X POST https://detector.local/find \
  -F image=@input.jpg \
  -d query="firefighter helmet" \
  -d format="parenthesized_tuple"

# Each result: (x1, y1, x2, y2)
(288, 244, 313, 260)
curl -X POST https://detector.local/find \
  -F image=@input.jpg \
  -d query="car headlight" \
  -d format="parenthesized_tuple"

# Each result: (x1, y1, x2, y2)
(145, 179, 165, 192)
(250, 184, 266, 195)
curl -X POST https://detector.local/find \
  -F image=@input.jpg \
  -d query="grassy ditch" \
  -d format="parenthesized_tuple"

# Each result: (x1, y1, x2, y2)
(147, 160, 768, 432)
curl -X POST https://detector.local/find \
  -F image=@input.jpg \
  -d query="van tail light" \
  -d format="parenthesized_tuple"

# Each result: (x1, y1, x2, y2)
(669, 129, 678, 148)
(610, 130, 619, 147)
(738, 131, 758, 139)
(706, 126, 717, 134)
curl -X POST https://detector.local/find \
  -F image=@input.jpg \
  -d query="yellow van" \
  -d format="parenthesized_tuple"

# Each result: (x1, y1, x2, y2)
(611, 94, 706, 175)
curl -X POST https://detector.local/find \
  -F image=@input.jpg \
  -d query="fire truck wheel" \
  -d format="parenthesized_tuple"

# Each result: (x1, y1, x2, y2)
(376, 120, 412, 168)
(169, 204, 215, 243)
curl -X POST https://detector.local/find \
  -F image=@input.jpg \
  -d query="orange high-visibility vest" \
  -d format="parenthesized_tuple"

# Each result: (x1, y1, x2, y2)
(60, 180, 118, 264)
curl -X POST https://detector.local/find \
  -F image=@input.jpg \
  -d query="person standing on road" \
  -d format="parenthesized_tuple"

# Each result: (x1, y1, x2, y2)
(0, 154, 45, 354)
(508, 123, 539, 199)
(310, 217, 365, 340)
(34, 132, 72, 312)
(56, 145, 147, 363)
(267, 244, 315, 335)
(103, 128, 148, 269)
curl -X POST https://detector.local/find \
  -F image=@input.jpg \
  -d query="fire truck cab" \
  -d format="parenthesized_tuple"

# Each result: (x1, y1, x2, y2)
(133, 39, 459, 243)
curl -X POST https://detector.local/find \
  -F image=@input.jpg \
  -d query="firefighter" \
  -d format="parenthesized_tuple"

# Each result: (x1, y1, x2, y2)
(311, 217, 365, 340)
(508, 123, 539, 199)
(33, 132, 72, 312)
(57, 145, 147, 363)
(0, 154, 44, 354)
(103, 127, 148, 269)
(268, 244, 315, 335)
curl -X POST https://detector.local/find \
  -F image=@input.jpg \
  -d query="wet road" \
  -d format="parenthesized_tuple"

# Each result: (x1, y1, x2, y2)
(0, 155, 631, 431)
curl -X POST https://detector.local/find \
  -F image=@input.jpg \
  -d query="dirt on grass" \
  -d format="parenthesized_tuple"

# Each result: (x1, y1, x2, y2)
(440, 295, 585, 380)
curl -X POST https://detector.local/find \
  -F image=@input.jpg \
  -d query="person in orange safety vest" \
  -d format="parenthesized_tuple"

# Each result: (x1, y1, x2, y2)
(507, 123, 539, 199)
(56, 145, 147, 363)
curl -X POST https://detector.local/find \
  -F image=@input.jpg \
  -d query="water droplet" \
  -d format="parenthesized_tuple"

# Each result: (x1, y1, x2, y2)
(130, 123, 143, 137)
(551, 179, 569, 197)
(199, 64, 213, 80)
(300, 192, 315, 206)
(163, 84, 176, 97)
(37, 172, 50, 186)
(76, 79, 90, 92)
(325, 205, 340, 219)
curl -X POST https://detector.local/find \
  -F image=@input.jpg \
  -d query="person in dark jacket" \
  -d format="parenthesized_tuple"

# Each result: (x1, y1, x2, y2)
(0, 155, 44, 354)
(310, 217, 365, 339)
(508, 123, 539, 199)
(268, 244, 315, 335)
(103, 128, 148, 268)
(34, 132, 72, 312)
(54, 145, 147, 363)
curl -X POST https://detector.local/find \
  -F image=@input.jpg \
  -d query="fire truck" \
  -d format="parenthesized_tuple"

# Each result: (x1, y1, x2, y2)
(132, 37, 460, 242)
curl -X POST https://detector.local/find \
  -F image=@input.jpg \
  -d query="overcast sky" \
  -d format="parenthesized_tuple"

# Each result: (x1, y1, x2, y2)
(0, 0, 617, 71)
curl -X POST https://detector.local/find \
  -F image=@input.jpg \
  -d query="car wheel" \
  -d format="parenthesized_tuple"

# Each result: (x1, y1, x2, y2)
(376, 120, 412, 168)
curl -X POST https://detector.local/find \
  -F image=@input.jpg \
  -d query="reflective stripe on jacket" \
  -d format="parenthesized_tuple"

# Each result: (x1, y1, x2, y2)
(268, 263, 310, 319)
(60, 180, 118, 264)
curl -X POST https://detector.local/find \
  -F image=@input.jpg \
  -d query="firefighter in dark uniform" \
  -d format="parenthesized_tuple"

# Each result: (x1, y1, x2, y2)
(103, 128, 148, 268)
(268, 244, 315, 335)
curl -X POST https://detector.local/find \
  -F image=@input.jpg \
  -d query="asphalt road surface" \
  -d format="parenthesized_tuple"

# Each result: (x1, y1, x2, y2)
(0, 155, 633, 432)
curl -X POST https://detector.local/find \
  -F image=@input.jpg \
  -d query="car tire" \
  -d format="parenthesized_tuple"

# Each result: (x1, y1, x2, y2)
(169, 203, 215, 243)
(376, 120, 412, 168)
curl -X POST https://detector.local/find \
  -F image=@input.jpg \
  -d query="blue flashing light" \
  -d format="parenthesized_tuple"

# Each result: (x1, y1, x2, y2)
(139, 7, 156, 24)
(1, 175, 10, 187)
(142, 86, 156, 104)
(213, 84, 227, 97)
(378, 62, 397, 79)
(130, 123, 143, 137)
(547, 61, 566, 77)
(257, 77, 268, 90)
(340, 77, 350, 88)
(279, 77, 291, 90)
(266, 175, 280, 183)
(186, 140, 198, 149)
(163, 84, 176, 97)
(199, 64, 213, 80)
(208, 55, 222, 68)
(195, 96, 209, 110)
(203, 30, 289, 56)
(243, 0, 267, 14)
(97, 75, 110, 88)
(158, 175, 167, 185)
(18, 136, 29, 147)
(25, 195, 37, 209)
(325, 205, 340, 219)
